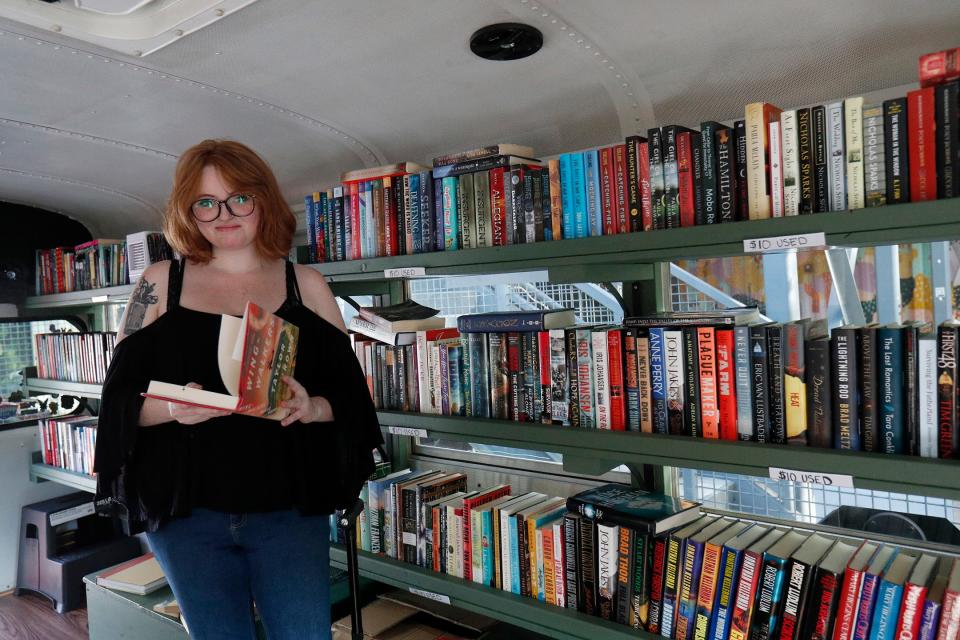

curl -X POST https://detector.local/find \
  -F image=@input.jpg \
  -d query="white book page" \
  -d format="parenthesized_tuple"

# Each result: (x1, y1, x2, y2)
(219, 313, 243, 397)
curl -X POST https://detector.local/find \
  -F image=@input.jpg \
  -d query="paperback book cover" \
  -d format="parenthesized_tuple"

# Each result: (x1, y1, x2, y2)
(566, 484, 701, 535)
(145, 301, 298, 420)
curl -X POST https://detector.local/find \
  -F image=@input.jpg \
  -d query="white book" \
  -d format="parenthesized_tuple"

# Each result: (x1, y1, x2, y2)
(446, 502, 462, 578)
(549, 329, 570, 424)
(552, 520, 565, 608)
(592, 329, 611, 430)
(863, 103, 887, 207)
(664, 330, 686, 435)
(596, 523, 621, 611)
(430, 342, 443, 415)
(415, 331, 433, 414)
(348, 317, 415, 346)
(499, 493, 545, 592)
(769, 121, 784, 217)
(918, 335, 938, 458)
(780, 110, 800, 215)
(845, 96, 865, 210)
(826, 101, 847, 211)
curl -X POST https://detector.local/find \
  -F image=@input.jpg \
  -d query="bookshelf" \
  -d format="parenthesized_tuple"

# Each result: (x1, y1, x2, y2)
(25, 377, 103, 400)
(29, 451, 97, 493)
(328, 545, 645, 640)
(23, 283, 135, 310)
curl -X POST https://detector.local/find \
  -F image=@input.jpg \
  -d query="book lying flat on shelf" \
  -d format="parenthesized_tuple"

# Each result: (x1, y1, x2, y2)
(565, 483, 701, 534)
(96, 553, 167, 595)
(457, 309, 577, 333)
(144, 301, 299, 419)
(357, 300, 443, 332)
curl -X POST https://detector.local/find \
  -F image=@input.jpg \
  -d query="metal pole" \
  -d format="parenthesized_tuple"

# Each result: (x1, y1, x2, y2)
(338, 499, 366, 640)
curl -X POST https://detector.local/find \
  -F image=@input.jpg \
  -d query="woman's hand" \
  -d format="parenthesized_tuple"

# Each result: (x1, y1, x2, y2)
(280, 376, 333, 427)
(167, 383, 231, 424)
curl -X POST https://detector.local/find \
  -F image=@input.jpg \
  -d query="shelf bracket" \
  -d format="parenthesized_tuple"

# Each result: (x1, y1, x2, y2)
(562, 454, 617, 476)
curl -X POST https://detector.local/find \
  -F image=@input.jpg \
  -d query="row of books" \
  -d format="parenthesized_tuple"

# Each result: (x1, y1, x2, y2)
(304, 50, 960, 263)
(34, 232, 173, 296)
(37, 416, 97, 476)
(350, 308, 960, 460)
(34, 331, 117, 385)
(335, 475, 960, 640)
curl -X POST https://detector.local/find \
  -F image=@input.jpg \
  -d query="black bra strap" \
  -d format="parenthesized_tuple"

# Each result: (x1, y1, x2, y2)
(285, 260, 303, 304)
(166, 258, 185, 312)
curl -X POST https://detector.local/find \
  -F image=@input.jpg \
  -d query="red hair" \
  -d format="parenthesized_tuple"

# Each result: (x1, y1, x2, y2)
(164, 139, 295, 263)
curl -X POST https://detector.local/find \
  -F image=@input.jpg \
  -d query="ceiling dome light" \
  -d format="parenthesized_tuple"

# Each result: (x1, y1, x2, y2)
(470, 23, 542, 61)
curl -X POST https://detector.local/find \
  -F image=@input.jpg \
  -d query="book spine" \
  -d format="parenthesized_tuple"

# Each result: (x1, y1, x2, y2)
(699, 327, 720, 439)
(305, 194, 316, 262)
(784, 323, 808, 445)
(897, 582, 929, 640)
(935, 81, 959, 198)
(637, 330, 654, 433)
(630, 532, 650, 629)
(807, 338, 833, 448)
(683, 327, 703, 437)
(769, 121, 784, 217)
(712, 547, 744, 640)
(883, 99, 910, 204)
(905, 327, 920, 457)
(554, 521, 566, 607)
(767, 324, 786, 444)
(936, 590, 959, 640)
(678, 131, 696, 227)
(577, 329, 596, 428)
(694, 543, 724, 640)
(734, 120, 750, 220)
(608, 329, 627, 430)
(663, 126, 681, 228)
(433, 177, 444, 251)
(846, 97, 866, 210)
(833, 566, 865, 640)
(650, 327, 669, 434)
(715, 126, 737, 222)
(869, 580, 905, 640)
(864, 103, 888, 207)
(570, 152, 589, 238)
(564, 513, 580, 610)
(808, 569, 842, 640)
(917, 598, 942, 640)
(797, 108, 816, 213)
(559, 154, 575, 239)
(590, 148, 608, 236)
(418, 172, 433, 253)
(593, 330, 611, 430)
(937, 326, 958, 459)
(624, 328, 641, 431)
(750, 326, 771, 444)
(627, 135, 645, 232)
(614, 143, 629, 233)
(648, 536, 668, 634)
(878, 327, 905, 454)
(522, 166, 536, 244)
(716, 329, 738, 440)
(661, 534, 683, 639)
(908, 87, 937, 202)
(832, 328, 861, 450)
(853, 573, 882, 640)
(827, 101, 847, 211)
(649, 128, 667, 229)
(547, 329, 569, 425)
(459, 173, 476, 249)
(735, 326, 755, 440)
(543, 525, 555, 602)
(536, 166, 549, 242)
(522, 332, 536, 422)
(616, 526, 633, 623)
(746, 103, 779, 219)
(700, 122, 719, 223)
(548, 159, 563, 240)
(441, 176, 459, 250)
(729, 550, 763, 640)
(579, 518, 597, 615)
(778, 559, 812, 640)
(595, 523, 620, 620)
(813, 106, 830, 212)
(665, 329, 687, 436)
(861, 328, 880, 452)
(751, 556, 788, 640)
(677, 538, 705, 640)
(781, 111, 800, 216)
(918, 336, 938, 458)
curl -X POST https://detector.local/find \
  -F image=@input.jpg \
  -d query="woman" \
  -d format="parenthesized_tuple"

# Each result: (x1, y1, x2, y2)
(94, 139, 382, 640)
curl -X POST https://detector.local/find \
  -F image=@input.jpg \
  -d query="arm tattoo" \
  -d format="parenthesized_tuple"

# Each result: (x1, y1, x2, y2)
(122, 279, 159, 336)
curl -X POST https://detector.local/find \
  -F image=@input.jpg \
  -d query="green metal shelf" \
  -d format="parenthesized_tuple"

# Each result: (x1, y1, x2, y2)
(311, 200, 960, 283)
(30, 452, 97, 493)
(376, 411, 960, 500)
(26, 377, 103, 400)
(23, 284, 134, 310)
(329, 545, 649, 640)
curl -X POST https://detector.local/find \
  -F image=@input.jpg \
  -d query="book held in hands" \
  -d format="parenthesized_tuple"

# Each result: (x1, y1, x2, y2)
(144, 301, 299, 420)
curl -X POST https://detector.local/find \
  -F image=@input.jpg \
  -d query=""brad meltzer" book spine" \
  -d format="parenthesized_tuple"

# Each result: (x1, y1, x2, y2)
(831, 327, 860, 450)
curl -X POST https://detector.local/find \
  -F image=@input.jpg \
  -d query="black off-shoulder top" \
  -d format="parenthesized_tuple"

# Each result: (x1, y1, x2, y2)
(93, 259, 383, 534)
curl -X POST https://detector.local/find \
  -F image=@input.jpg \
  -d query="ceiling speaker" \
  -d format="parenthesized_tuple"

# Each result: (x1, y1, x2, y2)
(470, 23, 543, 61)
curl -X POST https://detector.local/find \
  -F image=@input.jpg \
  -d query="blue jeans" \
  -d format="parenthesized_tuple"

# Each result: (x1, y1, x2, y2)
(145, 508, 331, 640)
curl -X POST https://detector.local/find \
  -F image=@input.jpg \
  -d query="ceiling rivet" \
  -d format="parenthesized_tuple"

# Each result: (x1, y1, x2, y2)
(174, 29, 184, 36)
(51, 25, 62, 32)
(215, 8, 224, 16)
(134, 50, 143, 56)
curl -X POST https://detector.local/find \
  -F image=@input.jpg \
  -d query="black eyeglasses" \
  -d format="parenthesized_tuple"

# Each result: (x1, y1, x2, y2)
(190, 194, 256, 222)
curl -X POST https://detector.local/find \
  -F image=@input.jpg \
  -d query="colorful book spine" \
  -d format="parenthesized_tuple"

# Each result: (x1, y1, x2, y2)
(729, 549, 764, 640)
(593, 329, 611, 430)
(845, 97, 865, 210)
(832, 328, 861, 450)
(878, 327, 905, 454)
(813, 106, 830, 212)
(735, 326, 755, 441)
(712, 544, 746, 640)
(937, 326, 957, 459)
(935, 81, 958, 198)
(677, 536, 707, 640)
(649, 536, 668, 634)
(586, 148, 605, 237)
(548, 159, 562, 240)
(780, 111, 800, 216)
(883, 99, 910, 204)
(650, 328, 669, 434)
(908, 87, 937, 202)
(559, 154, 575, 239)
(863, 103, 887, 207)
(570, 152, 589, 238)
(870, 577, 906, 640)
(648, 128, 667, 229)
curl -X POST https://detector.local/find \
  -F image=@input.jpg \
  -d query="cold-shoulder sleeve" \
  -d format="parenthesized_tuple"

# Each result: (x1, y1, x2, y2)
(290, 314, 384, 513)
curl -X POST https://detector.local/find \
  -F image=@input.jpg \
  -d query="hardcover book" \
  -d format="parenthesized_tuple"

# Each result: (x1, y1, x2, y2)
(745, 102, 783, 219)
(457, 309, 576, 333)
(883, 98, 910, 204)
(799, 539, 859, 640)
(863, 103, 887, 207)
(831, 541, 879, 640)
(868, 553, 918, 640)
(662, 516, 717, 639)
(852, 545, 898, 640)
(896, 555, 939, 640)
(676, 518, 737, 640)
(728, 528, 785, 640)
(711, 525, 772, 640)
(748, 529, 808, 640)
(566, 484, 701, 535)
(692, 521, 750, 640)
(772, 534, 835, 640)
(145, 301, 298, 420)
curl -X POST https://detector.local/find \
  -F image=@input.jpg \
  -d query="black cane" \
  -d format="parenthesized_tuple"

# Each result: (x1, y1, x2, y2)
(338, 498, 366, 640)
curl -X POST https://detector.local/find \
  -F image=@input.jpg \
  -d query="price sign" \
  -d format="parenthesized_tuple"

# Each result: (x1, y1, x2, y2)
(49, 501, 95, 526)
(743, 232, 826, 254)
(768, 467, 854, 488)
(384, 267, 426, 278)
(408, 587, 451, 605)
(387, 426, 428, 439)
(91, 295, 109, 303)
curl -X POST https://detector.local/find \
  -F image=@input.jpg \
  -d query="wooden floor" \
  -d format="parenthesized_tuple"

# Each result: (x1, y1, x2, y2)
(0, 593, 87, 640)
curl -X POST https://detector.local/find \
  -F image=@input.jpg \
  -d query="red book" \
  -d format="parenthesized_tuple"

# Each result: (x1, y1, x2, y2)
(648, 537, 668, 634)
(677, 132, 696, 227)
(507, 333, 522, 421)
(939, 558, 960, 640)
(832, 541, 876, 640)
(489, 168, 508, 246)
(607, 328, 626, 431)
(538, 331, 552, 422)
(614, 143, 629, 233)
(729, 548, 765, 640)
(697, 327, 719, 439)
(423, 327, 460, 342)
(639, 141, 653, 231)
(383, 177, 398, 257)
(908, 87, 937, 202)
(716, 328, 738, 440)
(599, 146, 616, 235)
(350, 182, 361, 260)
(920, 48, 960, 87)
(461, 485, 511, 581)
(898, 555, 938, 640)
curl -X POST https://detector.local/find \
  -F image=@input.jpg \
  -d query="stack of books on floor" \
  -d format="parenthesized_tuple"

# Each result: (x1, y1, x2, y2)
(334, 478, 960, 639)
(353, 307, 960, 460)
(304, 46, 960, 263)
